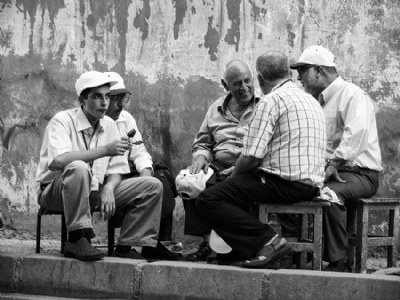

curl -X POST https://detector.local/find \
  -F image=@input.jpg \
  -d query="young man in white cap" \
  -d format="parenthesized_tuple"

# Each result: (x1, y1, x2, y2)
(36, 71, 163, 261)
(104, 72, 181, 260)
(290, 45, 383, 272)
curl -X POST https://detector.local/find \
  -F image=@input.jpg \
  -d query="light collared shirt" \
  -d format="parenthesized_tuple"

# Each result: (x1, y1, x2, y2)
(319, 76, 382, 171)
(115, 110, 153, 173)
(192, 93, 260, 167)
(243, 80, 326, 187)
(36, 107, 130, 190)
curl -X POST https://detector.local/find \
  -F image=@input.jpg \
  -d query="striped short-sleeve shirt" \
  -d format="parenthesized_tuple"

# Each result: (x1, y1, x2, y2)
(242, 80, 326, 187)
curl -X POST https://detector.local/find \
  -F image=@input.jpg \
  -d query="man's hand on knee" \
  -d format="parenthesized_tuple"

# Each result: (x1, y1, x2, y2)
(100, 185, 116, 220)
(324, 166, 346, 183)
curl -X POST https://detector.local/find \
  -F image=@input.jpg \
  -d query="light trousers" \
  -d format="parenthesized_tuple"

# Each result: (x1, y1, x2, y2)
(39, 160, 163, 247)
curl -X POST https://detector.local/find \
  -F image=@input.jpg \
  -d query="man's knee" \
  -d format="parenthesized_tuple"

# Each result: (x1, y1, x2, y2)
(147, 176, 163, 194)
(65, 160, 91, 176)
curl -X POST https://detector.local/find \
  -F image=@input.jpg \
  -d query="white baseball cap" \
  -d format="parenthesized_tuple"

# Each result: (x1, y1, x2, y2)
(175, 168, 214, 200)
(209, 229, 232, 254)
(75, 71, 118, 96)
(104, 72, 132, 96)
(290, 45, 336, 69)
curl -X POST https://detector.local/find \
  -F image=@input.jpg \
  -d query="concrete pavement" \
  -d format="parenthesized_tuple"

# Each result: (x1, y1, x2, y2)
(0, 252, 399, 300)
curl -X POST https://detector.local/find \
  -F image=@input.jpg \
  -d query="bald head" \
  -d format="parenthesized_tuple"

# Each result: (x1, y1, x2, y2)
(223, 59, 252, 81)
(221, 59, 254, 105)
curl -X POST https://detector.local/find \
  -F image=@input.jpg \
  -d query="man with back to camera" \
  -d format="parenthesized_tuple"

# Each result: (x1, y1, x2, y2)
(179, 59, 261, 262)
(290, 45, 382, 272)
(104, 71, 181, 260)
(36, 70, 164, 261)
(195, 51, 327, 268)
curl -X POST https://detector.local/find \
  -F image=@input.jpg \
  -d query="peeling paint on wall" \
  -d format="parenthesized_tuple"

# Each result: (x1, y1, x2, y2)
(204, 16, 219, 61)
(133, 0, 150, 40)
(173, 0, 187, 40)
(224, 0, 241, 51)
(0, 0, 400, 234)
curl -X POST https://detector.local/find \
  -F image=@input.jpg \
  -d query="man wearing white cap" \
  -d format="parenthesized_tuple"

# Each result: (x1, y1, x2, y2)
(290, 45, 383, 272)
(36, 71, 163, 261)
(104, 72, 181, 260)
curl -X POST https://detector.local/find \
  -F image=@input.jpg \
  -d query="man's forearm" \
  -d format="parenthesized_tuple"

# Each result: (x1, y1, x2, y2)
(49, 147, 108, 170)
(232, 155, 261, 176)
(103, 173, 122, 191)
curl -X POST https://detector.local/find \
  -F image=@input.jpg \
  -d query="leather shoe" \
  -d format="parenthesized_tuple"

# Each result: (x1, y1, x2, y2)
(185, 241, 212, 261)
(242, 236, 292, 269)
(141, 242, 183, 261)
(324, 259, 352, 272)
(64, 237, 105, 261)
(113, 248, 146, 260)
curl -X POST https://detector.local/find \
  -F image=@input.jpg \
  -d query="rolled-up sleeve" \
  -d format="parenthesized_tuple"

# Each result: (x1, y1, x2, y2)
(192, 112, 214, 162)
(47, 118, 74, 165)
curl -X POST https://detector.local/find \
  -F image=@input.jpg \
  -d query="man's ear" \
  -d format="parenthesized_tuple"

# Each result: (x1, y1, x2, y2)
(78, 96, 85, 105)
(257, 74, 264, 86)
(314, 66, 323, 77)
(221, 79, 229, 92)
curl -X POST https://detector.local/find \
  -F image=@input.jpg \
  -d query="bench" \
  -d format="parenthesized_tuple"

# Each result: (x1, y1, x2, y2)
(258, 200, 331, 270)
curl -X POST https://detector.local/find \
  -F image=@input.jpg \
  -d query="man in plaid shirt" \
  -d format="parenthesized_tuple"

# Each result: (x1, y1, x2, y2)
(196, 51, 327, 268)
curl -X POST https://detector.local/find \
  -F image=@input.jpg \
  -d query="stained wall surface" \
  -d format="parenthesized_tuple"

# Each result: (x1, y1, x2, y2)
(0, 0, 399, 232)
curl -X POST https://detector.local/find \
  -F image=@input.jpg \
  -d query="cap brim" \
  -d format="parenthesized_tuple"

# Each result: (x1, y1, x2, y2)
(209, 230, 232, 254)
(289, 62, 310, 69)
(110, 88, 132, 95)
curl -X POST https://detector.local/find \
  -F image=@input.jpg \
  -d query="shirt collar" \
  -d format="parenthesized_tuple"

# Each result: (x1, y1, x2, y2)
(271, 78, 292, 92)
(115, 110, 128, 123)
(320, 76, 344, 105)
(217, 93, 261, 114)
(76, 107, 104, 133)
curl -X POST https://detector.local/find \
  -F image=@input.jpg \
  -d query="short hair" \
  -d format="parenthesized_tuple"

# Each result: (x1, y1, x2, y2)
(223, 59, 253, 81)
(256, 51, 290, 81)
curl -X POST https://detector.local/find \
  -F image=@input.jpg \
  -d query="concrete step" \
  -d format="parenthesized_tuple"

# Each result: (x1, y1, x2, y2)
(0, 252, 399, 300)
(0, 293, 125, 300)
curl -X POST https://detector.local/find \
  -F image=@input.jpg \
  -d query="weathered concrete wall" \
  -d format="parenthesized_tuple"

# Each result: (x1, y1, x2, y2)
(0, 0, 399, 233)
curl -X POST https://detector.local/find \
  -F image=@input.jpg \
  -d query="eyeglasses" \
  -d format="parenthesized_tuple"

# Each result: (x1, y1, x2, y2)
(110, 95, 130, 104)
(297, 65, 315, 76)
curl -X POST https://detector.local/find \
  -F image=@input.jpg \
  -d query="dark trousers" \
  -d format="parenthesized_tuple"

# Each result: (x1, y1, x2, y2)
(195, 172, 319, 261)
(183, 199, 211, 236)
(323, 167, 379, 262)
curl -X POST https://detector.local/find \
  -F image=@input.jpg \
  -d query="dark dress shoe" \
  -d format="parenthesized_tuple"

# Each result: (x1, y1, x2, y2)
(324, 259, 352, 272)
(185, 241, 212, 262)
(113, 248, 146, 260)
(63, 237, 105, 261)
(141, 241, 183, 261)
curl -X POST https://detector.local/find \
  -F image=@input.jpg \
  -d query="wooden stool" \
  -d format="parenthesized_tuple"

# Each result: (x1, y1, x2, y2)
(36, 207, 67, 253)
(347, 198, 400, 273)
(259, 201, 331, 270)
(36, 206, 114, 255)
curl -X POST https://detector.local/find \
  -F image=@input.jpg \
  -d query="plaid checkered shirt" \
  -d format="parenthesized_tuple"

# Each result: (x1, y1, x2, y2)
(243, 80, 326, 187)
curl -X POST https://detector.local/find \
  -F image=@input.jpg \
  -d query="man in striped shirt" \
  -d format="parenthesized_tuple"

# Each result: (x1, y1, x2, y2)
(196, 51, 326, 268)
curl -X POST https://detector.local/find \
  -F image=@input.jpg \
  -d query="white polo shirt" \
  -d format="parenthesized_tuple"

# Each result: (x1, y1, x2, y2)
(36, 107, 130, 190)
